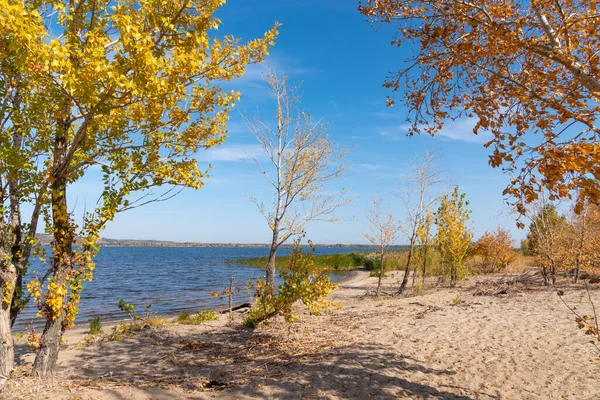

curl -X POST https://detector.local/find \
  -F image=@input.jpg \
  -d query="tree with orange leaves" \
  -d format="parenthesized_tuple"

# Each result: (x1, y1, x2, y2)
(359, 0, 600, 217)
(562, 201, 600, 282)
(472, 227, 519, 274)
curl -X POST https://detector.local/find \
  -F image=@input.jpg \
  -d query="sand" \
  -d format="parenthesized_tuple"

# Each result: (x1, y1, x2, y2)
(3, 270, 600, 399)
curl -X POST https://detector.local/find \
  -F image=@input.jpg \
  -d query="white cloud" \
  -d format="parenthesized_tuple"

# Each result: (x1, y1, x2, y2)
(435, 117, 493, 143)
(356, 163, 406, 172)
(221, 54, 318, 102)
(196, 144, 265, 162)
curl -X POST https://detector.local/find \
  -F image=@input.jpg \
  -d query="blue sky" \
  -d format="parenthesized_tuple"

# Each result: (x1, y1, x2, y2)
(70, 0, 524, 245)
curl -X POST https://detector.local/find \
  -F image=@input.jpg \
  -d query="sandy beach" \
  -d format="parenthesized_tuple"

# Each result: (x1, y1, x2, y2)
(4, 270, 600, 399)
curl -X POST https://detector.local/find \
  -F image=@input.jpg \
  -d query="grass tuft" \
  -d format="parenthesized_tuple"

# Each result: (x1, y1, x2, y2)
(177, 309, 218, 325)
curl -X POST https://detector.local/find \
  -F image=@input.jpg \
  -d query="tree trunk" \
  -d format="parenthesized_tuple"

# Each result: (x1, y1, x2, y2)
(450, 266, 458, 287)
(376, 249, 384, 296)
(421, 245, 428, 286)
(265, 224, 280, 289)
(0, 269, 16, 382)
(541, 266, 548, 286)
(410, 247, 419, 289)
(33, 124, 72, 378)
(398, 234, 416, 294)
(32, 307, 66, 377)
(574, 244, 581, 283)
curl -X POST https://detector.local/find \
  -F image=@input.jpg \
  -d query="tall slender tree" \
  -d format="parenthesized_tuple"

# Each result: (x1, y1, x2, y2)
(245, 72, 350, 288)
(364, 197, 401, 296)
(436, 186, 473, 287)
(395, 151, 444, 294)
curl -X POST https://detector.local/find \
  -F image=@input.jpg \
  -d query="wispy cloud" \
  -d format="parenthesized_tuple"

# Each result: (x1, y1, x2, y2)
(196, 144, 265, 162)
(374, 109, 402, 118)
(436, 117, 492, 143)
(224, 54, 318, 99)
(356, 163, 406, 172)
(376, 124, 411, 141)
(374, 118, 492, 143)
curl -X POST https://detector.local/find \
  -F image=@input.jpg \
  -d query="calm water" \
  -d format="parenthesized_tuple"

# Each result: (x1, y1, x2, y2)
(16, 246, 371, 331)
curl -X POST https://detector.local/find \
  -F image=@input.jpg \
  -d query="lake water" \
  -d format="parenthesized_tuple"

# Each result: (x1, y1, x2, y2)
(16, 245, 372, 331)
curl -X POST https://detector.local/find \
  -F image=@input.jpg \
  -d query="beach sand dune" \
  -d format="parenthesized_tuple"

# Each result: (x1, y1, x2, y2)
(5, 271, 600, 399)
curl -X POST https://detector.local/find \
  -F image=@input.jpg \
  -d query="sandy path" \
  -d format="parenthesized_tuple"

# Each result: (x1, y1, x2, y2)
(4, 271, 600, 399)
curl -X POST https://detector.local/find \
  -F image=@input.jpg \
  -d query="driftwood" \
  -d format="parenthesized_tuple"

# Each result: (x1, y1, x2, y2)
(218, 303, 251, 314)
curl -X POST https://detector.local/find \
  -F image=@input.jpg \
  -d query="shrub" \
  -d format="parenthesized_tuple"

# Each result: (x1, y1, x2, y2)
(118, 298, 153, 321)
(89, 317, 102, 335)
(471, 227, 519, 274)
(450, 294, 463, 306)
(244, 238, 339, 328)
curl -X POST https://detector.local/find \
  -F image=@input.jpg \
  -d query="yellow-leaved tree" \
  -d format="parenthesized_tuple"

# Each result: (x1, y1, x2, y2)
(0, 0, 277, 378)
(435, 186, 473, 287)
(359, 0, 600, 217)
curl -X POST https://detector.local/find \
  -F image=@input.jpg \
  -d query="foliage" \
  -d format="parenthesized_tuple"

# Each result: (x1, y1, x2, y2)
(359, 0, 600, 215)
(1, 0, 277, 376)
(235, 249, 407, 272)
(525, 200, 570, 284)
(435, 187, 473, 287)
(471, 227, 519, 274)
(118, 298, 153, 321)
(395, 151, 444, 294)
(561, 201, 600, 281)
(177, 310, 218, 325)
(413, 211, 436, 285)
(89, 317, 102, 335)
(99, 317, 167, 344)
(244, 72, 350, 287)
(558, 287, 600, 354)
(117, 298, 137, 319)
(450, 294, 463, 306)
(243, 239, 339, 328)
(26, 326, 40, 352)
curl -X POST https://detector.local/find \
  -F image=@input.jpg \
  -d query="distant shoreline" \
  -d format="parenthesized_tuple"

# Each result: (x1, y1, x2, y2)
(34, 234, 409, 249)
(98, 243, 408, 248)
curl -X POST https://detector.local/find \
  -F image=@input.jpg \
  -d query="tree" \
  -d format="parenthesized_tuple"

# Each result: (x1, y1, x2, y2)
(364, 197, 401, 296)
(524, 199, 569, 285)
(1, 0, 277, 378)
(359, 0, 600, 215)
(471, 227, 519, 273)
(414, 210, 434, 286)
(244, 72, 350, 288)
(0, 1, 52, 380)
(395, 151, 443, 294)
(563, 201, 600, 282)
(435, 186, 473, 287)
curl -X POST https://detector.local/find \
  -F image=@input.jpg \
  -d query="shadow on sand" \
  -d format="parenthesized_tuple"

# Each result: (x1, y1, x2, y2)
(56, 323, 499, 400)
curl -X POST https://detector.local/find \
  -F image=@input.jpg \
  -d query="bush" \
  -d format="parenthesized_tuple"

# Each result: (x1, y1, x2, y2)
(177, 309, 218, 325)
(89, 317, 102, 335)
(118, 298, 153, 321)
(471, 227, 519, 274)
(244, 239, 339, 328)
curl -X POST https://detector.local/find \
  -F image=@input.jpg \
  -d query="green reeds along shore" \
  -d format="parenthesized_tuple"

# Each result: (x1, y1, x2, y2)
(231, 251, 410, 272)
